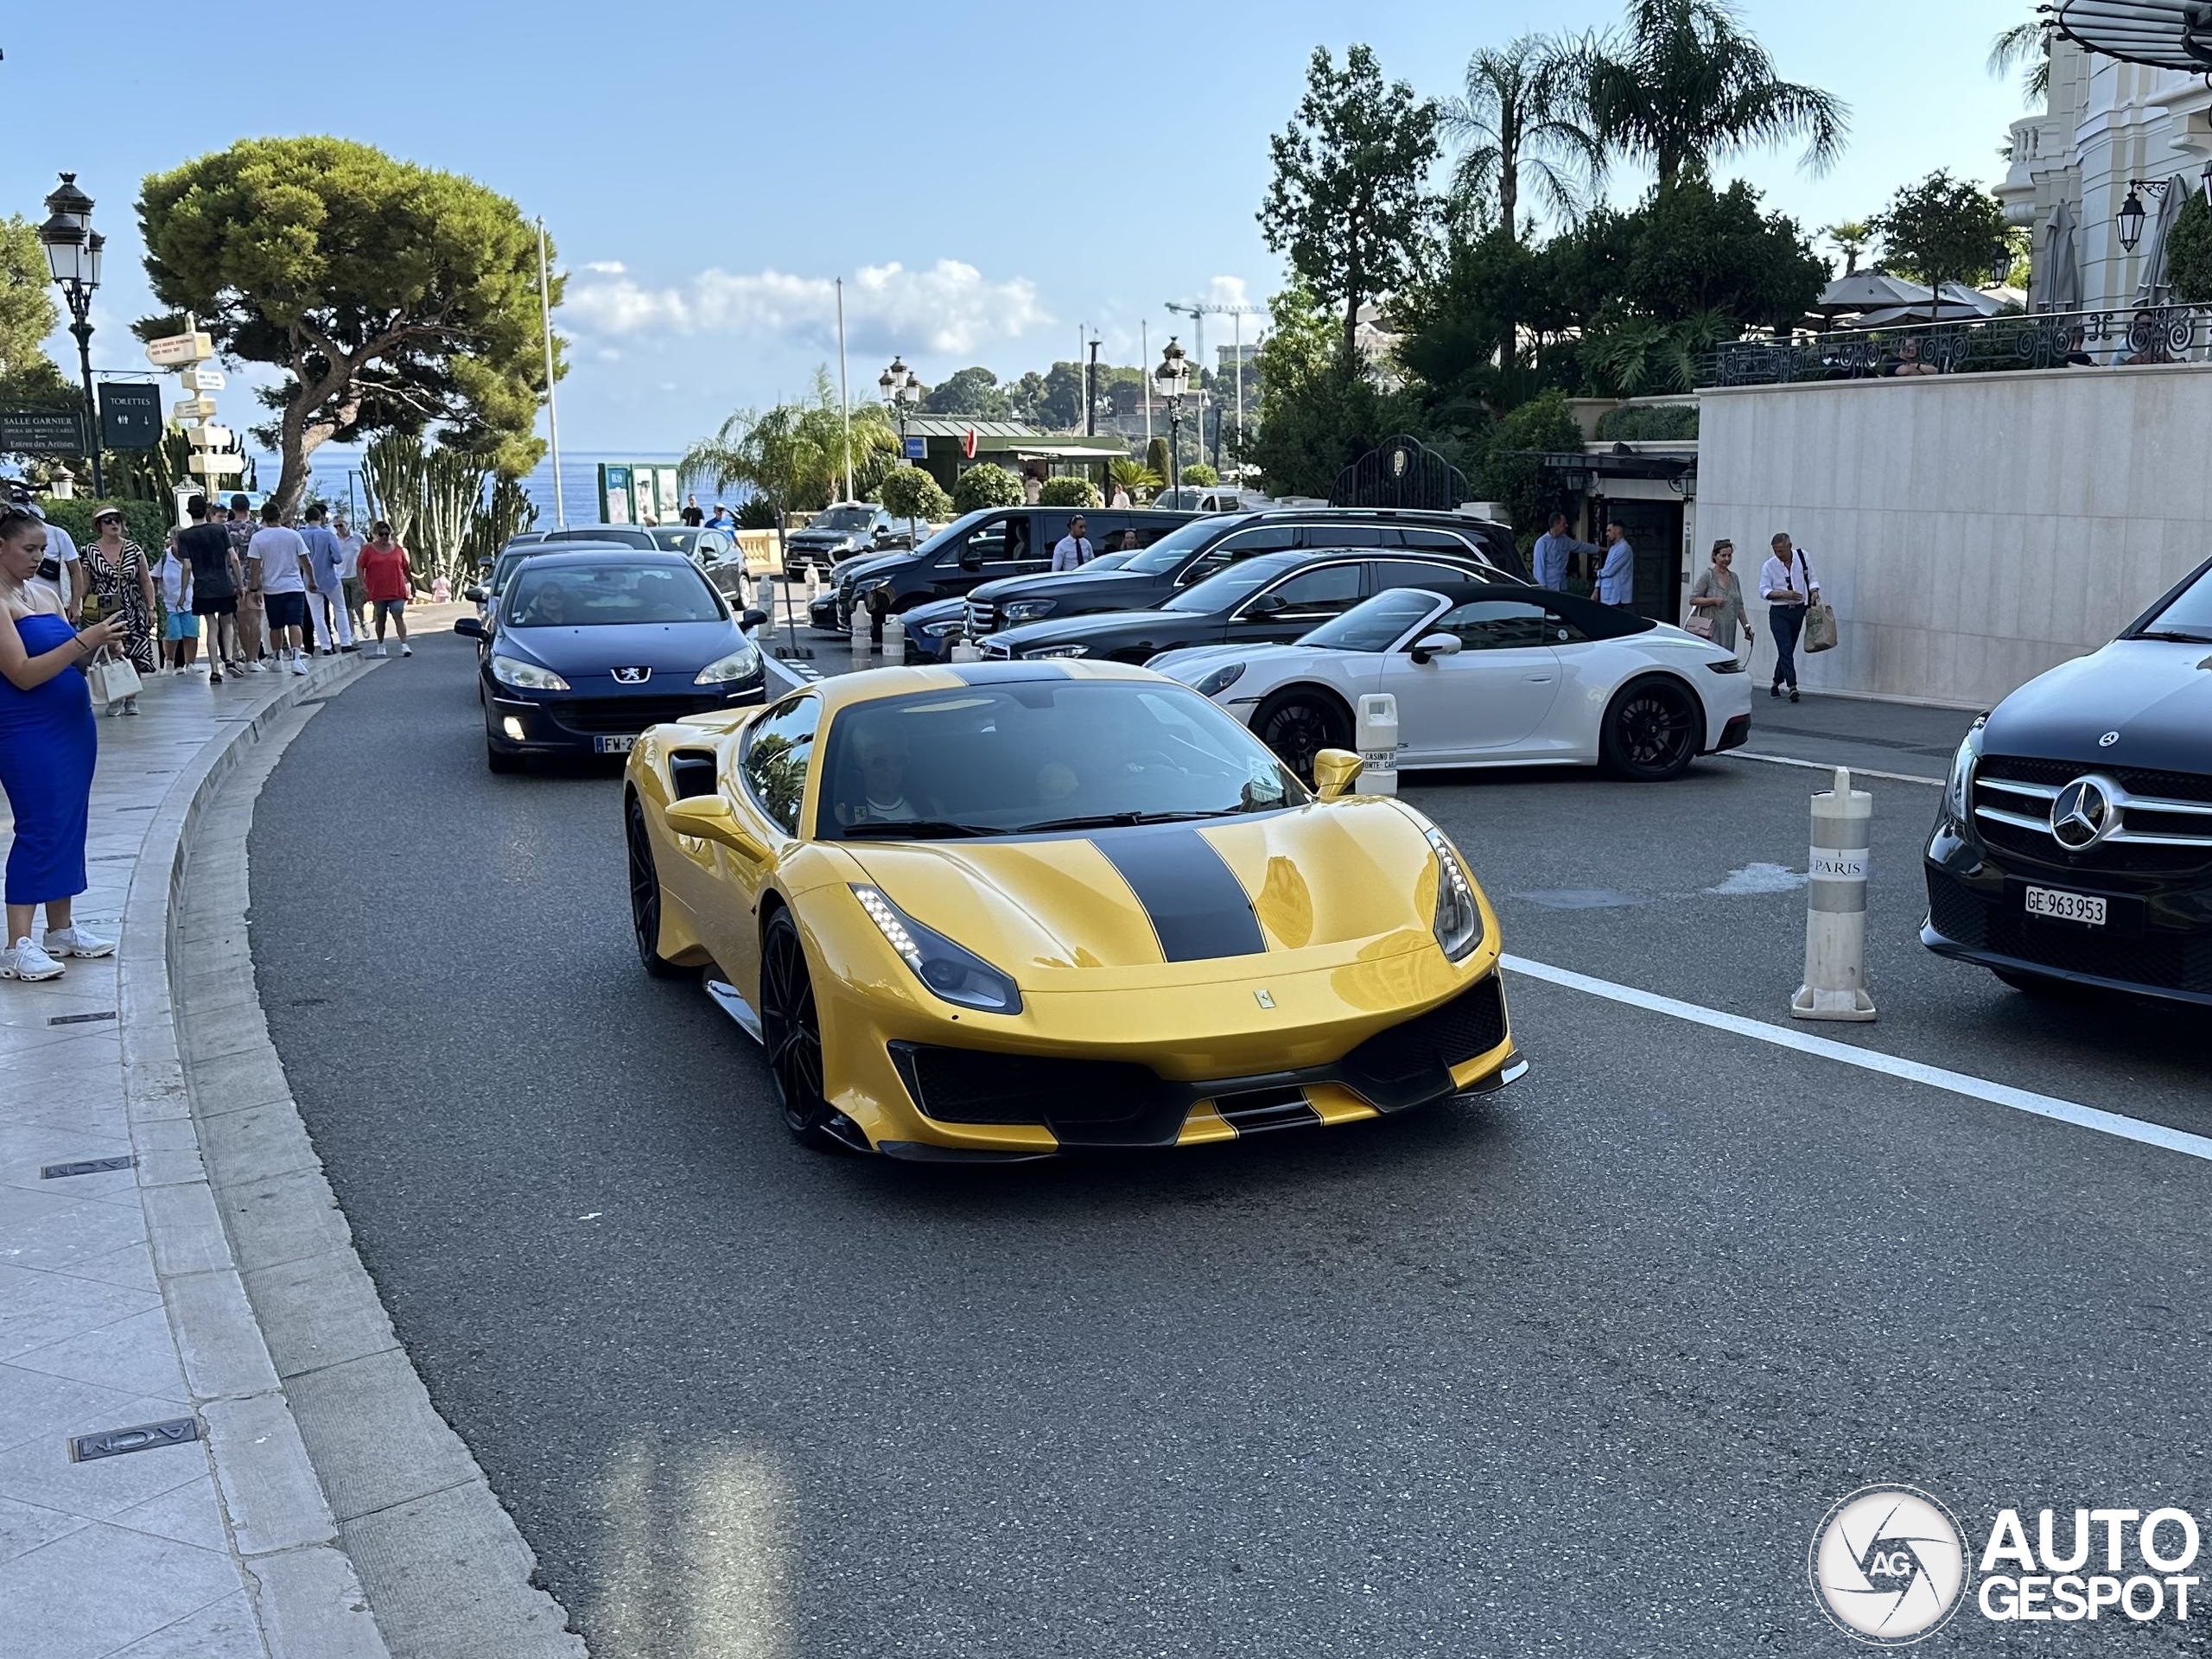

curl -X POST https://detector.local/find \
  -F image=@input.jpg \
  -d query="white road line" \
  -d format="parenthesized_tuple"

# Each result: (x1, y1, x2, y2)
(1501, 953, 2212, 1166)
(1724, 750, 1942, 786)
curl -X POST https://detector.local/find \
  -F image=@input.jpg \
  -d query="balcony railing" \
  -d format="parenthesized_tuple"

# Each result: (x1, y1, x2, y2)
(1700, 304, 2212, 388)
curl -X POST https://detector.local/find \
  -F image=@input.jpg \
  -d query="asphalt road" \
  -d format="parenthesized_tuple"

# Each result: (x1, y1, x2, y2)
(249, 636, 2212, 1657)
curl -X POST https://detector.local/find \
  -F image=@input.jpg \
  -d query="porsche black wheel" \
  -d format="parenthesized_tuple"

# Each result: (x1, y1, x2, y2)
(1599, 677, 1700, 781)
(1255, 688, 1351, 785)
(760, 908, 837, 1150)
(625, 795, 685, 979)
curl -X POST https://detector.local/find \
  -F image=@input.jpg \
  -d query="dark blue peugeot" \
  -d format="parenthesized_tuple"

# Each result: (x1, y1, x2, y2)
(455, 550, 766, 773)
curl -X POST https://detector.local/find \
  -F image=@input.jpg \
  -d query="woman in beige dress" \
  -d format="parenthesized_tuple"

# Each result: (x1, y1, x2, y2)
(1688, 540, 1752, 653)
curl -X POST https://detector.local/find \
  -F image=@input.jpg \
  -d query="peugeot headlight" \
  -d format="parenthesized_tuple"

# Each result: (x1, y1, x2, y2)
(1945, 715, 1986, 824)
(1022, 644, 1089, 660)
(694, 643, 761, 684)
(851, 885, 1022, 1014)
(489, 654, 570, 691)
(1423, 825, 1484, 963)
(1194, 662, 1246, 698)
(1000, 599, 1057, 625)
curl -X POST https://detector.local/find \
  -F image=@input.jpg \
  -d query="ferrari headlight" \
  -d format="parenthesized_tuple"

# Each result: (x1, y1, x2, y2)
(851, 885, 1023, 1014)
(1945, 715, 1986, 825)
(1022, 644, 1089, 660)
(489, 654, 570, 691)
(693, 643, 761, 684)
(1423, 825, 1484, 963)
(1194, 662, 1246, 698)
(1000, 599, 1057, 624)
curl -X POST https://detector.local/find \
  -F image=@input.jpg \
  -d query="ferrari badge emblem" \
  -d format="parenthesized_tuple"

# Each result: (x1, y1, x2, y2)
(1254, 988, 1275, 1009)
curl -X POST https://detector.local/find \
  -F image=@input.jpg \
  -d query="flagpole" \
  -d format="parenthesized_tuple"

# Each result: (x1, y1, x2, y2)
(836, 276, 853, 503)
(537, 217, 566, 527)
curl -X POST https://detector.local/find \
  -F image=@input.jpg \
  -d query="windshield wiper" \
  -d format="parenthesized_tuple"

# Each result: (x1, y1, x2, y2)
(2133, 628, 2212, 644)
(838, 819, 996, 840)
(1014, 807, 1257, 834)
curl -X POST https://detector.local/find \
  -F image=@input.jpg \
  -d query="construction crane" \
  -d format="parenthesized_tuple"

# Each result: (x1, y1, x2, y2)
(1165, 301, 1265, 477)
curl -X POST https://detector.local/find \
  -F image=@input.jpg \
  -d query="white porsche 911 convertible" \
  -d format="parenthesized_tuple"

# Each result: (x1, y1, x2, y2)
(1149, 581, 1753, 782)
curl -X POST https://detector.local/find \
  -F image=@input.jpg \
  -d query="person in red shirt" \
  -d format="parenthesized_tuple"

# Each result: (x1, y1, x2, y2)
(357, 522, 416, 658)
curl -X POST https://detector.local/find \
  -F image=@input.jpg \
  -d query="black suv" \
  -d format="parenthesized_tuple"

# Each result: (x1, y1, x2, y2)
(982, 543, 1507, 665)
(1923, 556, 2212, 1005)
(805, 507, 1198, 633)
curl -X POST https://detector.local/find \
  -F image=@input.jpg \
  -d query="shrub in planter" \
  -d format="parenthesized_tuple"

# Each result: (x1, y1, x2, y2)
(880, 466, 953, 524)
(1036, 476, 1101, 507)
(951, 461, 1024, 513)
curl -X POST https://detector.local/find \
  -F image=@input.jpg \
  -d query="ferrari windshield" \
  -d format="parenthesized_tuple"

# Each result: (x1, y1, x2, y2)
(1301, 589, 1444, 652)
(504, 563, 726, 626)
(2136, 565, 2212, 641)
(817, 679, 1309, 839)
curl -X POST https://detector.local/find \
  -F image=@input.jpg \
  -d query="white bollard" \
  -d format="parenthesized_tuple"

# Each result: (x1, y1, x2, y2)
(850, 607, 872, 665)
(883, 613, 906, 666)
(949, 639, 983, 663)
(806, 569, 822, 603)
(1353, 693, 1399, 796)
(756, 577, 777, 630)
(1791, 766, 1876, 1021)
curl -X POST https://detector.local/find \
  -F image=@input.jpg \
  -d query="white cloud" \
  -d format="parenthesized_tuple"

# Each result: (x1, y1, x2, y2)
(563, 259, 1052, 356)
(582, 260, 627, 274)
(1206, 275, 1252, 309)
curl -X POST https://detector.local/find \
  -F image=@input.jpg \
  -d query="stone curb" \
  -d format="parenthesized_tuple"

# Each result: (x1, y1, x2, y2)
(118, 658, 585, 1658)
(118, 657, 391, 1658)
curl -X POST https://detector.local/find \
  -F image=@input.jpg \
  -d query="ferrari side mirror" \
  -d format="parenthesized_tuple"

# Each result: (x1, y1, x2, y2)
(1312, 748, 1364, 801)
(665, 796, 769, 861)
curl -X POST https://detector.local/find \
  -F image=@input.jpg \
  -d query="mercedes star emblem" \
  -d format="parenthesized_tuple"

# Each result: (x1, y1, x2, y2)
(2050, 776, 2117, 849)
(2099, 730, 2120, 747)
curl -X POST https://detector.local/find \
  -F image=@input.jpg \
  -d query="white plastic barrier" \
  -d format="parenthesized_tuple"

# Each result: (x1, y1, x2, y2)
(1791, 766, 1876, 1020)
(1354, 693, 1399, 797)
(883, 613, 906, 666)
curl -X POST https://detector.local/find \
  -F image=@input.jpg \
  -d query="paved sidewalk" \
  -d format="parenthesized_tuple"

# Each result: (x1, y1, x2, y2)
(0, 655, 377, 1659)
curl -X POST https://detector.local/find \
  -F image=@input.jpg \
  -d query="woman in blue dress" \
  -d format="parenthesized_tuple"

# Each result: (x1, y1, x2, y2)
(0, 507, 127, 981)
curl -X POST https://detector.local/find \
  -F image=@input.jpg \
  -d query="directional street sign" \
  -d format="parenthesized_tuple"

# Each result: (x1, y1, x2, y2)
(188, 450, 245, 476)
(175, 365, 226, 392)
(145, 332, 214, 367)
(187, 423, 234, 449)
(171, 397, 219, 424)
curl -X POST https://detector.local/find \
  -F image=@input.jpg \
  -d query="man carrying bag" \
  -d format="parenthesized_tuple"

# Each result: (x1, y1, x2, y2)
(1760, 532, 1821, 702)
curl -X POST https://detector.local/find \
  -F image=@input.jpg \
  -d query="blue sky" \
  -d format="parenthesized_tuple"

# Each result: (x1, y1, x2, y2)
(4, 0, 2031, 454)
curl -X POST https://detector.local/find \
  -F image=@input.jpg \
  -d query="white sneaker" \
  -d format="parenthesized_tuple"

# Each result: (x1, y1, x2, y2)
(399, 643, 413, 657)
(289, 655, 308, 676)
(2, 938, 65, 980)
(43, 925, 116, 959)
(249, 661, 269, 673)
(374, 645, 389, 658)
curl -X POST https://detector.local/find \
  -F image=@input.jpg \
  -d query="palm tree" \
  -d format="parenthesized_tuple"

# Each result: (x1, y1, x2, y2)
(1588, 0, 1847, 190)
(681, 368, 897, 516)
(1821, 220, 1873, 276)
(1108, 456, 1162, 501)
(1987, 16, 2050, 104)
(1440, 35, 1606, 241)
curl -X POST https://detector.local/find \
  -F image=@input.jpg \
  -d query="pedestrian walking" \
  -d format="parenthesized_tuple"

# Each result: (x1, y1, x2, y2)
(226, 495, 266, 670)
(359, 521, 415, 657)
(1760, 531, 1818, 702)
(20, 503, 86, 620)
(298, 504, 354, 652)
(681, 494, 704, 527)
(1531, 511, 1600, 591)
(0, 506, 127, 981)
(156, 533, 199, 672)
(178, 496, 245, 682)
(1687, 539, 1753, 654)
(248, 503, 315, 675)
(1051, 515, 1096, 571)
(1593, 519, 1636, 607)
(704, 503, 734, 530)
(334, 515, 368, 637)
(80, 506, 158, 712)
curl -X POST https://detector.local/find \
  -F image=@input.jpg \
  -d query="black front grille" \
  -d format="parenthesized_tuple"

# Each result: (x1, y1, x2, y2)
(1980, 754, 2212, 804)
(1339, 976, 1509, 1109)
(553, 696, 722, 735)
(1215, 1085, 1321, 1135)
(1925, 870, 1988, 948)
(888, 1043, 1183, 1144)
(1974, 756, 2212, 874)
(1984, 910, 2212, 992)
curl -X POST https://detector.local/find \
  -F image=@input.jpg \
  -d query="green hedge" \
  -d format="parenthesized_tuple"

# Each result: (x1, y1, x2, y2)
(1036, 475, 1101, 507)
(951, 461, 1024, 513)
(2168, 195, 2212, 304)
(38, 498, 174, 555)
(1594, 404, 1699, 442)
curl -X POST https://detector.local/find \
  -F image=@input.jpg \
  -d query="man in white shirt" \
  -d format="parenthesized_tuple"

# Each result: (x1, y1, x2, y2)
(1758, 531, 1818, 702)
(247, 503, 315, 674)
(23, 504, 85, 619)
(333, 515, 367, 635)
(1050, 515, 1095, 572)
(1593, 519, 1635, 606)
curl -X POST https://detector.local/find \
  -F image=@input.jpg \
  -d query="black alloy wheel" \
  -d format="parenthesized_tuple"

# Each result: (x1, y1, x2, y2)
(625, 794, 685, 979)
(760, 908, 837, 1150)
(1599, 677, 1700, 781)
(1255, 688, 1352, 785)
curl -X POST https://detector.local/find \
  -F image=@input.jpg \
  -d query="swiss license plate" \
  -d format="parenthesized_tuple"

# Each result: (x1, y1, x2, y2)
(2024, 885, 2106, 926)
(596, 734, 637, 755)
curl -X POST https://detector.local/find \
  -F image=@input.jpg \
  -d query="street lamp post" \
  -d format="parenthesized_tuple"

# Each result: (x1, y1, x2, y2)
(878, 356, 924, 544)
(37, 174, 104, 496)
(1153, 338, 1188, 494)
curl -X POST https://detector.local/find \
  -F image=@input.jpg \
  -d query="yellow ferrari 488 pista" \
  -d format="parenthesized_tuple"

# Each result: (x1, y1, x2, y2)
(622, 660, 1522, 1160)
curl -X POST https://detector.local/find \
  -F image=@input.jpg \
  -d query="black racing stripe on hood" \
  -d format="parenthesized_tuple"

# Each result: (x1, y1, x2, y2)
(1093, 825, 1266, 962)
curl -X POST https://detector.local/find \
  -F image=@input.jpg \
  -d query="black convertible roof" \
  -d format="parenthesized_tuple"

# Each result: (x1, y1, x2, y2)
(1413, 581, 1657, 639)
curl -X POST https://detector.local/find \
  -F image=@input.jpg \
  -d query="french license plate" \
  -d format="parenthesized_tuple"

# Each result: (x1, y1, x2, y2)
(2024, 886, 2106, 926)
(596, 734, 637, 755)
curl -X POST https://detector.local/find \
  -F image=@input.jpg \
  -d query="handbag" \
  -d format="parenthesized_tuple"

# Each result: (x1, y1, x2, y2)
(1802, 602, 1838, 653)
(86, 648, 143, 707)
(1681, 607, 1714, 639)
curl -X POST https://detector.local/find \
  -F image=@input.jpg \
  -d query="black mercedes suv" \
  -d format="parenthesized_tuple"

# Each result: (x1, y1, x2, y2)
(1923, 556, 2212, 1003)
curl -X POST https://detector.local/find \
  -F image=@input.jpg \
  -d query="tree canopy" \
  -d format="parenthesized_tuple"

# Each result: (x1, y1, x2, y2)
(1441, 35, 1605, 240)
(1260, 45, 1441, 359)
(137, 137, 559, 512)
(921, 366, 1012, 421)
(1872, 170, 2007, 290)
(0, 217, 60, 387)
